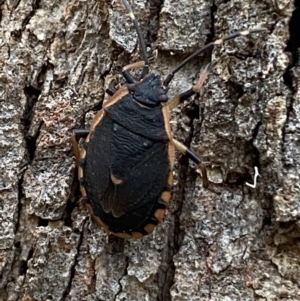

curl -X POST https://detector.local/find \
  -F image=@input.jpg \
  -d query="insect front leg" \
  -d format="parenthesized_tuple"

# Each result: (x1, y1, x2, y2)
(107, 61, 147, 95)
(172, 138, 209, 188)
(122, 61, 146, 83)
(167, 64, 211, 110)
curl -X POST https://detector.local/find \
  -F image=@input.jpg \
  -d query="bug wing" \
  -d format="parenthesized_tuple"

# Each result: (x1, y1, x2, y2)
(109, 126, 169, 217)
(83, 115, 170, 218)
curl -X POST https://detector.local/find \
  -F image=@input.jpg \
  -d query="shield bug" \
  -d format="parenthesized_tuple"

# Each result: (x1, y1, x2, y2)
(72, 0, 267, 239)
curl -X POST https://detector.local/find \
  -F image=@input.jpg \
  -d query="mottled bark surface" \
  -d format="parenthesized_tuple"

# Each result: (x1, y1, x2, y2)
(0, 0, 298, 300)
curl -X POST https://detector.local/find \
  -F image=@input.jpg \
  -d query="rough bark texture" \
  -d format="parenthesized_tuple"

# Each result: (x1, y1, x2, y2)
(0, 0, 298, 300)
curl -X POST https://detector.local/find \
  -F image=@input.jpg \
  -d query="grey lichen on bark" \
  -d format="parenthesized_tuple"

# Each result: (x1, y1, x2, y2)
(0, 0, 298, 301)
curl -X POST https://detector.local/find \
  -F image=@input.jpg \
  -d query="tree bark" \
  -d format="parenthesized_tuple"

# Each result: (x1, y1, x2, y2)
(0, 0, 298, 300)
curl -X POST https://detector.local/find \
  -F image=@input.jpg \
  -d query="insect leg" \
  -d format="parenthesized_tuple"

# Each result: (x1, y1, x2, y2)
(167, 64, 211, 110)
(173, 138, 208, 188)
(106, 87, 117, 96)
(122, 61, 146, 83)
(73, 129, 89, 139)
(72, 129, 89, 166)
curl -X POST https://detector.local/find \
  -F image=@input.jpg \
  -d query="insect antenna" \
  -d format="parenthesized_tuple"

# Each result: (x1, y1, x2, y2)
(121, 0, 149, 77)
(163, 28, 268, 87)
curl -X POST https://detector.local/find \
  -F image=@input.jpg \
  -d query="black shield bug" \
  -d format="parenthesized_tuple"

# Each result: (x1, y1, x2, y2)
(72, 0, 267, 239)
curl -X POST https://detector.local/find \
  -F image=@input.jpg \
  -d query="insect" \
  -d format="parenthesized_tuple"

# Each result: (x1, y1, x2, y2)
(72, 0, 267, 239)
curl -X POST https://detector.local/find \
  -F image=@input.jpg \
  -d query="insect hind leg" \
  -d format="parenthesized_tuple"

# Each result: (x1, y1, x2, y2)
(106, 87, 117, 96)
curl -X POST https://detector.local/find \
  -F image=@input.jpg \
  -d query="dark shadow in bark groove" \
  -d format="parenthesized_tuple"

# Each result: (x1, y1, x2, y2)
(23, 85, 41, 161)
(157, 102, 201, 301)
(284, 0, 300, 86)
(157, 154, 188, 301)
